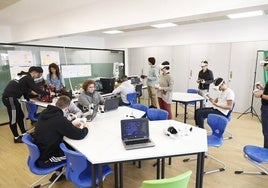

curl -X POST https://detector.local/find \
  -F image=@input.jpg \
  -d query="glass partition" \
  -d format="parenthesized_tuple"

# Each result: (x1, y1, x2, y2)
(0, 43, 125, 124)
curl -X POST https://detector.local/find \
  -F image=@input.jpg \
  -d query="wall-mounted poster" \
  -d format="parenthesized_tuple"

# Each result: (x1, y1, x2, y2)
(8, 51, 33, 66)
(62, 65, 91, 78)
(40, 51, 60, 66)
(10, 66, 29, 79)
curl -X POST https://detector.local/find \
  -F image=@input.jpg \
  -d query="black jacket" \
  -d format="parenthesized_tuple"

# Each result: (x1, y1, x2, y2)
(2, 72, 48, 101)
(33, 105, 88, 161)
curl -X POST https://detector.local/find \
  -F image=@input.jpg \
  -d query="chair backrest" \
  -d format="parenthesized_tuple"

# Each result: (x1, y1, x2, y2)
(22, 134, 41, 171)
(126, 92, 137, 105)
(207, 114, 228, 140)
(141, 170, 192, 188)
(147, 108, 168, 121)
(187, 89, 198, 105)
(60, 143, 91, 184)
(226, 102, 235, 121)
(26, 101, 38, 121)
(135, 84, 143, 97)
(187, 89, 198, 94)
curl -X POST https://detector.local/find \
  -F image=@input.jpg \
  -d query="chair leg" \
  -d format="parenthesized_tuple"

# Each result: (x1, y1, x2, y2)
(223, 130, 233, 140)
(153, 158, 172, 167)
(48, 170, 65, 188)
(30, 174, 50, 188)
(204, 153, 226, 174)
(183, 153, 225, 175)
(234, 155, 268, 175)
(132, 160, 142, 168)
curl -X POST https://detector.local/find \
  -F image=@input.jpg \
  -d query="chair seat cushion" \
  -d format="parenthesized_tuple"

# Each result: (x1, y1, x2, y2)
(207, 135, 223, 147)
(244, 145, 268, 163)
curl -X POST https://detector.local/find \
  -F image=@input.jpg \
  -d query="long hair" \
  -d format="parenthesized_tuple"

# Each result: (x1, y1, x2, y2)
(48, 63, 60, 80)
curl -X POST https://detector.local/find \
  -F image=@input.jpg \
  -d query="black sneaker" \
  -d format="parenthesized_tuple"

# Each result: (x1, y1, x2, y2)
(14, 136, 23, 143)
(49, 173, 66, 182)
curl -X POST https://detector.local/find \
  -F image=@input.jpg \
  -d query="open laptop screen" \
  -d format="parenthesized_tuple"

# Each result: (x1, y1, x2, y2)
(121, 118, 149, 140)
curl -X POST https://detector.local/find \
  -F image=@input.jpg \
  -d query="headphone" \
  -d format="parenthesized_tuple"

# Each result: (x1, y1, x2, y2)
(163, 126, 178, 138)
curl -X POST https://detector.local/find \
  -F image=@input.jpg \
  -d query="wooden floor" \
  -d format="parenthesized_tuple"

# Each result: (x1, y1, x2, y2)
(0, 101, 267, 188)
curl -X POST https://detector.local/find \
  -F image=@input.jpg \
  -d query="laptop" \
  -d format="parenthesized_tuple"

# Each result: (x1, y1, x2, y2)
(121, 118, 155, 150)
(103, 97, 120, 112)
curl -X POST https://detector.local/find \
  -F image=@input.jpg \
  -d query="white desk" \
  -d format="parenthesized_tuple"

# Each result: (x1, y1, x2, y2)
(64, 108, 207, 188)
(172, 92, 204, 123)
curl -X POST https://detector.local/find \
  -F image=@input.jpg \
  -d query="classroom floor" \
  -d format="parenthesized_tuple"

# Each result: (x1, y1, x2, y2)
(0, 101, 267, 188)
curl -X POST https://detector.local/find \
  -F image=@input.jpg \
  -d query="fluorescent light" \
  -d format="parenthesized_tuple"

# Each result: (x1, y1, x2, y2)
(151, 22, 177, 28)
(227, 10, 264, 19)
(102, 30, 124, 34)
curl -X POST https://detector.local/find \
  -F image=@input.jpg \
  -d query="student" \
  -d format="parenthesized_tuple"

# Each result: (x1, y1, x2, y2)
(147, 57, 159, 108)
(195, 77, 235, 128)
(78, 80, 104, 121)
(33, 95, 88, 182)
(2, 66, 50, 143)
(197, 61, 214, 107)
(46, 63, 65, 92)
(253, 58, 268, 148)
(156, 61, 174, 119)
(112, 75, 136, 106)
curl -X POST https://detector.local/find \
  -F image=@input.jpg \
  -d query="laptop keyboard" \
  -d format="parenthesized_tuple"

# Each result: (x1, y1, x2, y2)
(125, 139, 150, 145)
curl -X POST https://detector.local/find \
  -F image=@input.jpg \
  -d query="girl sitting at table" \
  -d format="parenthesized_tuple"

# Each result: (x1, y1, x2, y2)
(78, 80, 104, 121)
(46, 63, 65, 92)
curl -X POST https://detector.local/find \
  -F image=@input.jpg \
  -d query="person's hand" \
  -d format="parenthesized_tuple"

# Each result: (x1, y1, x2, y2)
(196, 79, 201, 83)
(50, 92, 55, 96)
(201, 79, 205, 84)
(253, 90, 263, 98)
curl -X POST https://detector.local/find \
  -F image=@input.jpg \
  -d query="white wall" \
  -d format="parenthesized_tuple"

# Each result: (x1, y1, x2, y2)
(0, 26, 11, 43)
(25, 35, 106, 49)
(127, 41, 268, 114)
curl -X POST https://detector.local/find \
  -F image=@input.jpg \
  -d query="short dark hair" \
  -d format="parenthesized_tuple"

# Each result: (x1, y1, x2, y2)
(28, 66, 43, 73)
(148, 57, 156, 65)
(56, 95, 70, 109)
(214, 77, 224, 86)
(161, 61, 170, 70)
(82, 80, 96, 91)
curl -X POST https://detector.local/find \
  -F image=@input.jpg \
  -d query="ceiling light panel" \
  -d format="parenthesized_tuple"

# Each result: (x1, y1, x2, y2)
(151, 22, 177, 28)
(227, 10, 264, 19)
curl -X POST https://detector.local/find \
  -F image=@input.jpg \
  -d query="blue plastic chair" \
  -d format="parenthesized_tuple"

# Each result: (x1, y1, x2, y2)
(147, 108, 168, 121)
(235, 145, 268, 175)
(26, 101, 39, 122)
(126, 92, 137, 106)
(187, 88, 198, 105)
(184, 114, 228, 174)
(223, 102, 235, 140)
(60, 143, 113, 188)
(22, 133, 66, 188)
(130, 103, 149, 118)
(141, 170, 192, 188)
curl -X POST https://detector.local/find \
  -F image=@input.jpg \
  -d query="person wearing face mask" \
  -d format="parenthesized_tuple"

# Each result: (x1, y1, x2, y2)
(194, 77, 235, 128)
(156, 61, 174, 119)
(197, 61, 214, 107)
(33, 95, 88, 182)
(78, 79, 105, 121)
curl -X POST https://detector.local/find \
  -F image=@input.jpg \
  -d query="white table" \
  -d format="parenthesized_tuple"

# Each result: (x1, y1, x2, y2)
(64, 107, 207, 188)
(172, 92, 204, 123)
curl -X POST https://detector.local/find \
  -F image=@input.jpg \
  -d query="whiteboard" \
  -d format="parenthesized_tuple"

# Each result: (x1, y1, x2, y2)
(61, 65, 91, 78)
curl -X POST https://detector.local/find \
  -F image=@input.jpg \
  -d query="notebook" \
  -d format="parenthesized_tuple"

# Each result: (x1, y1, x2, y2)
(103, 97, 120, 112)
(121, 118, 155, 150)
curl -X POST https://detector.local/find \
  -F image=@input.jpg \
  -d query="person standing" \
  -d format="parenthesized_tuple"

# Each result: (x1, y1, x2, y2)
(156, 61, 174, 119)
(33, 95, 88, 181)
(46, 63, 65, 92)
(253, 59, 268, 148)
(197, 61, 214, 107)
(147, 57, 159, 108)
(112, 75, 136, 106)
(2, 66, 50, 143)
(195, 77, 235, 128)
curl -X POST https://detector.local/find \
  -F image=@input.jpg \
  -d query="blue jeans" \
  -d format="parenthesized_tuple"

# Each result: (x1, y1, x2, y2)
(261, 105, 268, 148)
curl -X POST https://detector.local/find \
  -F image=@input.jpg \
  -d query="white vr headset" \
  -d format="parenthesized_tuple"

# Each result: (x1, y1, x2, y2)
(213, 80, 224, 91)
